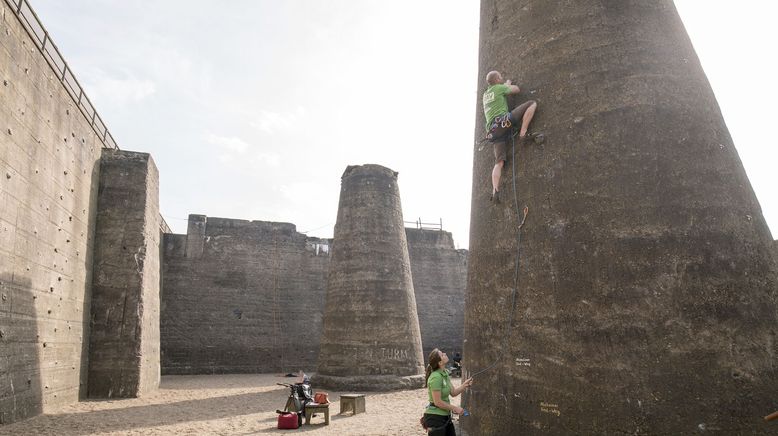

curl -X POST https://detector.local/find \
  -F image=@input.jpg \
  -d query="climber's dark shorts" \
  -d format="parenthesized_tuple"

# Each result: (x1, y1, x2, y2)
(489, 100, 537, 164)
(493, 140, 508, 164)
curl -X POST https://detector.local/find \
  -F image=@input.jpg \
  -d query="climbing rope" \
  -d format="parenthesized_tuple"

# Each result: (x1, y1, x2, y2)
(469, 131, 529, 379)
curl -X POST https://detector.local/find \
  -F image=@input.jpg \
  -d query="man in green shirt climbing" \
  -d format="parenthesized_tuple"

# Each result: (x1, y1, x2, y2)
(482, 70, 538, 202)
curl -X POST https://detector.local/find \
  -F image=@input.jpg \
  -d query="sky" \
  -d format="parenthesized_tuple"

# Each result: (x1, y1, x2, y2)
(28, 1, 777, 248)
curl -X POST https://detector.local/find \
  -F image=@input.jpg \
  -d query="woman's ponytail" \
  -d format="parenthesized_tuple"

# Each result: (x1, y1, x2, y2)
(424, 349, 442, 387)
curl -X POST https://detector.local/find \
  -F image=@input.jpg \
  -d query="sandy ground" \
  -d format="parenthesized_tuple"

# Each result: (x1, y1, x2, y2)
(1, 374, 464, 435)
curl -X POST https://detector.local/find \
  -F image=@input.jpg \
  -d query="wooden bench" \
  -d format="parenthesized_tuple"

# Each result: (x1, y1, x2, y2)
(340, 394, 366, 415)
(304, 403, 330, 425)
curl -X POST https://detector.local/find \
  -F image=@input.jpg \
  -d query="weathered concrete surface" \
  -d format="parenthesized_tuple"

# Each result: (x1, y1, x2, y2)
(406, 229, 467, 358)
(159, 219, 467, 376)
(315, 165, 425, 391)
(161, 216, 330, 374)
(773, 240, 777, 267)
(1, 3, 103, 423)
(464, 1, 778, 435)
(87, 150, 161, 398)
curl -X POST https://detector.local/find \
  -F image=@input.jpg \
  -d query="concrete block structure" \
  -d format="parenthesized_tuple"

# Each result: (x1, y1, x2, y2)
(161, 216, 330, 374)
(406, 228, 467, 359)
(464, 1, 778, 434)
(87, 150, 161, 398)
(315, 165, 425, 391)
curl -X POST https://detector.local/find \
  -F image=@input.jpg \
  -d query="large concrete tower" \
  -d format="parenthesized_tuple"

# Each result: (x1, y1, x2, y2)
(315, 165, 425, 391)
(464, 1, 778, 434)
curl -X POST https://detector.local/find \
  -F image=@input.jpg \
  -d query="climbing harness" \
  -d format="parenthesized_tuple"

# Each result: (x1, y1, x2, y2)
(477, 122, 516, 152)
(469, 132, 529, 379)
(475, 113, 514, 151)
(477, 126, 544, 152)
(486, 113, 513, 139)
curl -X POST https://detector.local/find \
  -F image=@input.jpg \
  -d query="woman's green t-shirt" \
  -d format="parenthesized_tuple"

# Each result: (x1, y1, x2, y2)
(426, 369, 452, 416)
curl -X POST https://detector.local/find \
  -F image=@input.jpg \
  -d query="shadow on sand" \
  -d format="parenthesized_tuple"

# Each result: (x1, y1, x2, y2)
(2, 388, 284, 435)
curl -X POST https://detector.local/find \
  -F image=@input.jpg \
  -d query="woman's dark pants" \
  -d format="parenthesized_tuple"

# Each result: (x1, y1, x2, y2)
(423, 413, 456, 436)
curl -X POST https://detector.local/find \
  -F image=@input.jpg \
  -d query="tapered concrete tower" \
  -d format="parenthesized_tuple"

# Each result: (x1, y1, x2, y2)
(314, 165, 425, 391)
(464, 1, 778, 435)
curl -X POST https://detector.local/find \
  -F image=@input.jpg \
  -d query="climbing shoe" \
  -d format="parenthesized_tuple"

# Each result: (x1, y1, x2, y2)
(520, 132, 545, 144)
(490, 190, 501, 204)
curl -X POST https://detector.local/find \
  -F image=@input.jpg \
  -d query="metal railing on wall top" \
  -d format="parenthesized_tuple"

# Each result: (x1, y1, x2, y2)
(405, 218, 443, 231)
(4, 1, 178, 235)
(4, 0, 119, 150)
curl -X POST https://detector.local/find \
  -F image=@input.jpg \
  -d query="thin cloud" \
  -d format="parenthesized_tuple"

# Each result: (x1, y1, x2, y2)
(251, 152, 281, 167)
(83, 70, 156, 106)
(206, 133, 250, 153)
(206, 133, 280, 167)
(250, 107, 306, 134)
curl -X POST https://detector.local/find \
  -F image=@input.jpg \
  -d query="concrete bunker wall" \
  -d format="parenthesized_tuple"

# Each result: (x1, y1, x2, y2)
(406, 228, 467, 359)
(1, 3, 104, 422)
(773, 240, 777, 267)
(161, 216, 332, 374)
(464, 1, 778, 434)
(1, 5, 164, 422)
(160, 217, 468, 375)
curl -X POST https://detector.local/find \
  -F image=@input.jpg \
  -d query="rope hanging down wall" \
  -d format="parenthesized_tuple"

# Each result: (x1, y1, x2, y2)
(469, 132, 529, 379)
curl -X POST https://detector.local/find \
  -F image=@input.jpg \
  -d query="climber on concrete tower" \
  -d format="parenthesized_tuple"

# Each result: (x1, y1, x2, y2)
(482, 70, 538, 203)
